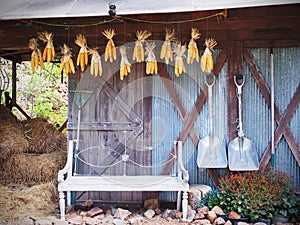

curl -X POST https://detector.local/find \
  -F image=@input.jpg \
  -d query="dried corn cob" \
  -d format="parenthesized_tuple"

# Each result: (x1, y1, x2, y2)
(102, 28, 117, 62)
(133, 30, 152, 63)
(88, 48, 102, 76)
(173, 43, 186, 77)
(119, 46, 131, 80)
(145, 42, 158, 75)
(58, 44, 75, 76)
(187, 28, 201, 64)
(38, 31, 55, 63)
(75, 34, 89, 72)
(160, 29, 176, 65)
(201, 38, 217, 73)
(28, 38, 44, 72)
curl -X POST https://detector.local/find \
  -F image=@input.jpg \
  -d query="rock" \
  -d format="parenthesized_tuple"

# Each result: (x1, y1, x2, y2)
(155, 208, 162, 215)
(194, 219, 212, 225)
(144, 209, 155, 219)
(114, 208, 132, 220)
(82, 199, 94, 208)
(194, 211, 206, 220)
(254, 223, 268, 225)
(86, 206, 104, 217)
(162, 209, 171, 219)
(15, 217, 34, 225)
(237, 222, 248, 225)
(228, 211, 241, 219)
(67, 215, 84, 225)
(212, 206, 225, 215)
(46, 216, 69, 225)
(128, 214, 145, 225)
(102, 214, 114, 224)
(214, 217, 226, 225)
(225, 220, 233, 225)
(84, 216, 100, 225)
(198, 206, 210, 215)
(169, 209, 182, 219)
(113, 218, 125, 225)
(35, 218, 52, 225)
(207, 211, 217, 223)
(65, 212, 79, 221)
(189, 184, 212, 209)
(144, 198, 159, 209)
(187, 205, 196, 221)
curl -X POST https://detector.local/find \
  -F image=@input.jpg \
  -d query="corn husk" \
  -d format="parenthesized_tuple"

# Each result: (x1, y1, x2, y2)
(21, 118, 67, 154)
(102, 28, 117, 62)
(133, 30, 152, 63)
(119, 46, 131, 80)
(28, 38, 44, 72)
(37, 31, 55, 63)
(160, 29, 176, 64)
(88, 48, 102, 76)
(145, 42, 158, 75)
(187, 28, 201, 64)
(201, 38, 217, 73)
(75, 34, 89, 72)
(57, 44, 75, 76)
(0, 183, 57, 222)
(2, 151, 66, 184)
(173, 43, 186, 77)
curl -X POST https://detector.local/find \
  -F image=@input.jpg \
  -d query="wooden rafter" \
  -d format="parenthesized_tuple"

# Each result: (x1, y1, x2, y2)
(243, 49, 300, 170)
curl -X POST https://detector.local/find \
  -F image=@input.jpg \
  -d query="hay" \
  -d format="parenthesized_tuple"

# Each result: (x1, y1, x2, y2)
(0, 123, 28, 161)
(0, 105, 19, 125)
(22, 118, 66, 154)
(0, 182, 57, 222)
(2, 151, 67, 184)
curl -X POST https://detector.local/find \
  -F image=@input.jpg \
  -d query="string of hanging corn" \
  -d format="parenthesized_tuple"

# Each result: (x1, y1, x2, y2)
(173, 43, 186, 77)
(160, 29, 176, 65)
(102, 28, 117, 62)
(75, 34, 89, 72)
(119, 46, 131, 80)
(201, 38, 217, 73)
(38, 31, 55, 63)
(187, 28, 201, 64)
(58, 44, 75, 76)
(133, 30, 152, 63)
(28, 38, 44, 72)
(88, 48, 102, 76)
(145, 42, 158, 75)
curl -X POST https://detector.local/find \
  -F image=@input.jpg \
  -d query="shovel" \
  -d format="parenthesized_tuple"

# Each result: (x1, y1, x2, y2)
(228, 75, 259, 171)
(197, 74, 227, 168)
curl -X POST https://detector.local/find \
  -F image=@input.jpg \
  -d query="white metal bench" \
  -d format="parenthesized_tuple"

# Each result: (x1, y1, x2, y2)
(58, 140, 189, 221)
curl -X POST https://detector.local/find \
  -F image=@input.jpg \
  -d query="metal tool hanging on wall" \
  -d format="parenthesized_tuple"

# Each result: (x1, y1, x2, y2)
(197, 74, 227, 168)
(228, 75, 259, 171)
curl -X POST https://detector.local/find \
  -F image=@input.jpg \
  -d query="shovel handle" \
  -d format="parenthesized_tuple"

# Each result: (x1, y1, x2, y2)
(234, 75, 245, 95)
(234, 75, 245, 138)
(205, 74, 215, 136)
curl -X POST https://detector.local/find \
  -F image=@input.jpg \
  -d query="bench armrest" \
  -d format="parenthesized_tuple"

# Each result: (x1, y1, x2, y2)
(58, 140, 75, 183)
(176, 141, 189, 183)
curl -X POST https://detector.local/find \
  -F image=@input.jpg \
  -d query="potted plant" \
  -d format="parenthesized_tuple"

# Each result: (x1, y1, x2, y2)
(272, 194, 300, 223)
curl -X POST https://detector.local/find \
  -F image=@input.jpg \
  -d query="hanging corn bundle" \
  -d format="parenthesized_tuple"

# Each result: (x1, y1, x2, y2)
(160, 29, 176, 65)
(187, 28, 201, 64)
(133, 30, 152, 63)
(75, 34, 89, 72)
(201, 38, 217, 73)
(88, 48, 102, 76)
(58, 44, 75, 76)
(28, 38, 44, 72)
(102, 28, 117, 62)
(38, 31, 55, 63)
(119, 46, 131, 80)
(145, 42, 158, 75)
(173, 43, 187, 77)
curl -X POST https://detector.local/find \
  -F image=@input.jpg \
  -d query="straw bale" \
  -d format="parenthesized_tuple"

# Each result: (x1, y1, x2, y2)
(0, 182, 57, 222)
(2, 151, 67, 184)
(0, 123, 28, 161)
(0, 105, 19, 125)
(22, 118, 66, 154)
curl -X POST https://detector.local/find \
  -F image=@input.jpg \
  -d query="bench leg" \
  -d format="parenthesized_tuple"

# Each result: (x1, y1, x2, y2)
(182, 191, 188, 221)
(59, 191, 66, 220)
(176, 191, 182, 210)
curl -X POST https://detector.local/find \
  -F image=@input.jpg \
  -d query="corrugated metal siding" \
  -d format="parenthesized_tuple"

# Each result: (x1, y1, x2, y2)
(246, 48, 300, 191)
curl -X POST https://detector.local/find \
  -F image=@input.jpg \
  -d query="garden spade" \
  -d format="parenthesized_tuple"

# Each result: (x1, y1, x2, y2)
(197, 74, 227, 168)
(228, 75, 259, 171)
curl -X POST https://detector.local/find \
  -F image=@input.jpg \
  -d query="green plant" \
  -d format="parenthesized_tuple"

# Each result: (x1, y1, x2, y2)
(210, 169, 295, 220)
(273, 195, 300, 222)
